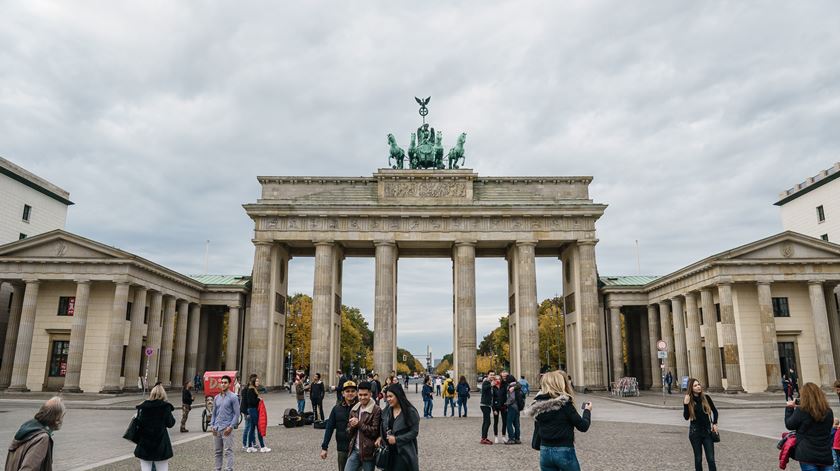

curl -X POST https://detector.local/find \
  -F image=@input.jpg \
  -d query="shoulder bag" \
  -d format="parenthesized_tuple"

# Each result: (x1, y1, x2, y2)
(123, 409, 142, 444)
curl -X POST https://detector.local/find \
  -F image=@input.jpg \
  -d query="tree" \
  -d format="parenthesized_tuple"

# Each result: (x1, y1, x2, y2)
(341, 305, 373, 373)
(397, 347, 424, 373)
(435, 358, 452, 375)
(476, 354, 494, 374)
(538, 297, 565, 371)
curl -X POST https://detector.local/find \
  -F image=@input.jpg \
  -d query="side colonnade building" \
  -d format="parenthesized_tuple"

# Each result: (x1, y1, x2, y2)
(0, 230, 250, 393)
(601, 232, 840, 392)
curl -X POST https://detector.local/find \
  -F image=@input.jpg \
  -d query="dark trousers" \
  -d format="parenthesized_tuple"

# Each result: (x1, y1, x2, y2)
(506, 407, 520, 441)
(667, 382, 672, 394)
(689, 435, 716, 471)
(312, 400, 324, 422)
(500, 408, 508, 437)
(480, 406, 491, 439)
(492, 410, 500, 436)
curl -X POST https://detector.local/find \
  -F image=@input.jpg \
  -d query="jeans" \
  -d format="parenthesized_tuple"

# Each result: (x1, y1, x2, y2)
(480, 406, 491, 439)
(800, 465, 833, 471)
(539, 446, 581, 471)
(423, 398, 433, 417)
(506, 407, 520, 441)
(457, 397, 468, 417)
(312, 400, 325, 421)
(689, 434, 716, 471)
(213, 431, 234, 471)
(297, 399, 306, 414)
(436, 385, 441, 396)
(244, 407, 264, 448)
(345, 448, 375, 471)
(140, 460, 169, 471)
(444, 397, 456, 416)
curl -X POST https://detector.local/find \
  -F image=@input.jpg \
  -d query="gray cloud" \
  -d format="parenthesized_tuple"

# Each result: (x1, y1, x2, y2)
(3, 1, 840, 357)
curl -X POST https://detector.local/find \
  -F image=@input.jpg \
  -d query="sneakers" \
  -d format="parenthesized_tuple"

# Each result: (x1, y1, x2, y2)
(259, 447, 271, 453)
(480, 438, 493, 445)
(245, 447, 257, 453)
(494, 436, 499, 444)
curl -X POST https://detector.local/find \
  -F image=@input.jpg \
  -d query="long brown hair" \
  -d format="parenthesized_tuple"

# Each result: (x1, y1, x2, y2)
(249, 374, 260, 396)
(686, 378, 712, 421)
(800, 382, 829, 422)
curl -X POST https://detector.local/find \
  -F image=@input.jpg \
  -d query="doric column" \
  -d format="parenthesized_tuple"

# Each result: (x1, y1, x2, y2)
(226, 305, 240, 370)
(700, 288, 722, 391)
(609, 307, 623, 383)
(658, 301, 676, 376)
(647, 304, 662, 388)
(145, 291, 164, 384)
(0, 284, 25, 389)
(824, 284, 840, 379)
(159, 296, 176, 387)
(171, 300, 189, 387)
(453, 241, 477, 389)
(311, 241, 336, 381)
(101, 281, 131, 393)
(196, 310, 208, 373)
(247, 241, 272, 380)
(717, 282, 742, 392)
(62, 280, 91, 392)
(185, 303, 201, 380)
(577, 240, 604, 390)
(639, 311, 651, 388)
(123, 286, 148, 391)
(374, 240, 398, 377)
(684, 292, 706, 385)
(808, 280, 836, 387)
(6, 281, 39, 391)
(516, 241, 540, 387)
(756, 282, 781, 391)
(670, 296, 689, 381)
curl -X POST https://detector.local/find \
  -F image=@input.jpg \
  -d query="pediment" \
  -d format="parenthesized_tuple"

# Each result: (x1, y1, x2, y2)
(724, 232, 840, 261)
(0, 231, 127, 260)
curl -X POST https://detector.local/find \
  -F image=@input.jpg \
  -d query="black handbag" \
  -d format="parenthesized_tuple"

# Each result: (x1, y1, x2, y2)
(374, 443, 389, 469)
(531, 420, 541, 450)
(711, 429, 720, 443)
(123, 410, 142, 443)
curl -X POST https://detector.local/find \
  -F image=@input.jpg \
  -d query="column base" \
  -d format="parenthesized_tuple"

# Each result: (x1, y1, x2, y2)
(122, 387, 143, 393)
(765, 385, 782, 392)
(5, 386, 30, 392)
(723, 386, 744, 394)
(706, 386, 724, 393)
(61, 387, 84, 394)
(99, 387, 124, 394)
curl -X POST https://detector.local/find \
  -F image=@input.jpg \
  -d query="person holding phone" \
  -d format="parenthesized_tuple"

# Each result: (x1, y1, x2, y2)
(524, 370, 591, 471)
(785, 382, 834, 470)
(683, 378, 718, 471)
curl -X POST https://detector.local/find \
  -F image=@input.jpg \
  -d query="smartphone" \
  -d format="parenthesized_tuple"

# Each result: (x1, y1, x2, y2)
(581, 401, 590, 411)
(794, 398, 800, 406)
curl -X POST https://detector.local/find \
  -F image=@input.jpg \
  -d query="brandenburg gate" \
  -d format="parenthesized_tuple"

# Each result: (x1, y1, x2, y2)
(242, 99, 608, 390)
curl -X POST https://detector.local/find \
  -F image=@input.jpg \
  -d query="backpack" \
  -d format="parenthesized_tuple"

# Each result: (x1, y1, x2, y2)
(516, 390, 525, 411)
(447, 382, 455, 395)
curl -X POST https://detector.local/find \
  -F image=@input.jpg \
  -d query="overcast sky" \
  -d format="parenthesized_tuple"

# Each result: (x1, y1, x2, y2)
(3, 2, 840, 359)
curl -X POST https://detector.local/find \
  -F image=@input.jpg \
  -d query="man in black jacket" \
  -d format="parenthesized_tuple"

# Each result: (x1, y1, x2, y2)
(308, 373, 326, 422)
(180, 381, 194, 433)
(479, 370, 495, 444)
(336, 370, 351, 404)
(320, 380, 358, 471)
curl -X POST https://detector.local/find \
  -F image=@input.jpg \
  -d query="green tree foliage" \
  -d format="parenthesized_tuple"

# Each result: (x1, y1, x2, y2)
(397, 347, 424, 373)
(435, 358, 452, 375)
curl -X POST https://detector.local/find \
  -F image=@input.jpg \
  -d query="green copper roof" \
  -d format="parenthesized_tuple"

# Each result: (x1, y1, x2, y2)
(189, 275, 251, 286)
(599, 275, 659, 286)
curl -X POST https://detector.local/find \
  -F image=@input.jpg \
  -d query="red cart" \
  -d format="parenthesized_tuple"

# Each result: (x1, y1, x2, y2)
(201, 370, 242, 432)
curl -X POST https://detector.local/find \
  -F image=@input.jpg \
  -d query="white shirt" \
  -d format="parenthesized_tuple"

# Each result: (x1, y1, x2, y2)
(435, 378, 442, 386)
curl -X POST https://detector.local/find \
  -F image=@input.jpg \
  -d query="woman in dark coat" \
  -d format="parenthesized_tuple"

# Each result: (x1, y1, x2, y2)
(683, 378, 718, 471)
(378, 384, 420, 471)
(785, 382, 835, 470)
(134, 383, 176, 471)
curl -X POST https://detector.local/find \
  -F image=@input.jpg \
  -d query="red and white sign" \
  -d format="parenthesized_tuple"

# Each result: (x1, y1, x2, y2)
(656, 340, 667, 351)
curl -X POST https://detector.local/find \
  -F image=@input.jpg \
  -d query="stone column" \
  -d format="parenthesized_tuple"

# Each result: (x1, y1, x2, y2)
(658, 301, 676, 376)
(226, 305, 240, 371)
(756, 282, 781, 391)
(824, 284, 840, 379)
(670, 296, 689, 381)
(196, 310, 208, 373)
(453, 241, 477, 389)
(248, 241, 273, 380)
(639, 312, 651, 388)
(609, 307, 623, 383)
(62, 280, 91, 392)
(171, 300, 189, 387)
(700, 288, 722, 391)
(7, 281, 39, 392)
(374, 241, 398, 377)
(101, 281, 131, 393)
(145, 291, 164, 383)
(0, 284, 24, 389)
(717, 282, 742, 392)
(122, 287, 148, 391)
(577, 240, 604, 390)
(808, 280, 836, 387)
(647, 304, 662, 388)
(185, 303, 201, 380)
(684, 292, 706, 385)
(159, 296, 176, 387)
(516, 241, 540, 387)
(311, 241, 336, 381)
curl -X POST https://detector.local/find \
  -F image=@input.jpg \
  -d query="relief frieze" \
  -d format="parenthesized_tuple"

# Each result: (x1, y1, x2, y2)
(258, 216, 594, 233)
(382, 181, 467, 198)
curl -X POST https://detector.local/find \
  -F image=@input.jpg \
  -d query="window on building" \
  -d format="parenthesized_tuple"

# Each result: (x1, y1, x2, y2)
(120, 345, 128, 376)
(817, 205, 826, 222)
(48, 340, 70, 377)
(57, 296, 75, 316)
(821, 234, 829, 242)
(699, 307, 704, 325)
(772, 297, 790, 317)
(715, 303, 721, 322)
(22, 204, 31, 222)
(719, 347, 726, 379)
(19, 233, 27, 240)
(126, 302, 132, 321)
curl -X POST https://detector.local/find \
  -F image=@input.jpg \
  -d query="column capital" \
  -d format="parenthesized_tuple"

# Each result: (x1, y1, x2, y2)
(809, 279, 826, 286)
(22, 278, 40, 285)
(454, 240, 477, 248)
(252, 239, 273, 247)
(374, 240, 396, 247)
(717, 276, 734, 286)
(658, 300, 670, 307)
(313, 239, 335, 247)
(515, 240, 538, 247)
(756, 280, 772, 286)
(228, 304, 241, 310)
(73, 279, 91, 285)
(577, 239, 598, 247)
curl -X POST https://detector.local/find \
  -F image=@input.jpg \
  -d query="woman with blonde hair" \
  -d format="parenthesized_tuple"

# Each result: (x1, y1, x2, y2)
(134, 383, 176, 471)
(683, 378, 718, 471)
(785, 382, 834, 470)
(524, 371, 591, 471)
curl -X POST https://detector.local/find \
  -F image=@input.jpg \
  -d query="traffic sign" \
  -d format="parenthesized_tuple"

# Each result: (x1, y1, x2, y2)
(145, 347, 154, 357)
(657, 351, 667, 359)
(656, 340, 667, 351)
